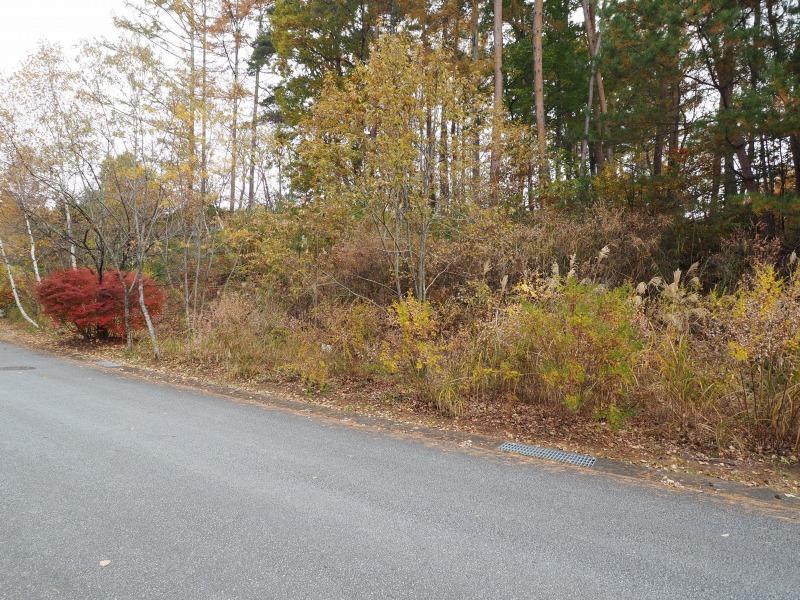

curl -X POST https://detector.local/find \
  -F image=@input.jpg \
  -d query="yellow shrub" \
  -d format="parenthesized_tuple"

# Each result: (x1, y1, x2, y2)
(383, 294, 442, 378)
(713, 263, 800, 449)
(460, 280, 643, 424)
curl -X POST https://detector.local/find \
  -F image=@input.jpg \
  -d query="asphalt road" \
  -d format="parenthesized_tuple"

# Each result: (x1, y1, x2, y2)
(1, 341, 798, 599)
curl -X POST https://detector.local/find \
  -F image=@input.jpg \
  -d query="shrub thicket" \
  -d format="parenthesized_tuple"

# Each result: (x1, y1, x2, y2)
(170, 243, 800, 454)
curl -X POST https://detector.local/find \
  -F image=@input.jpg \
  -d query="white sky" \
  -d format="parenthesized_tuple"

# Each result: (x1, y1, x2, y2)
(0, 0, 126, 74)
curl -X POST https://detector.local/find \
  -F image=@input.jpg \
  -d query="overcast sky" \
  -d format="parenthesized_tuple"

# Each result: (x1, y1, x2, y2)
(0, 0, 126, 74)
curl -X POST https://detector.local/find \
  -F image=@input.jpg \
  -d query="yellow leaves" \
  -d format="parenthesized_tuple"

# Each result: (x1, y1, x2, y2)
(298, 34, 488, 215)
(173, 102, 194, 127)
(728, 341, 749, 363)
(563, 393, 582, 413)
(386, 294, 442, 378)
(513, 281, 537, 298)
(752, 263, 783, 312)
(498, 360, 521, 383)
(393, 293, 437, 338)
(512, 276, 557, 303)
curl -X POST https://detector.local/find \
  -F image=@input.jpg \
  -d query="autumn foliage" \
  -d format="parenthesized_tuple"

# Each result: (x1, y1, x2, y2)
(37, 268, 164, 339)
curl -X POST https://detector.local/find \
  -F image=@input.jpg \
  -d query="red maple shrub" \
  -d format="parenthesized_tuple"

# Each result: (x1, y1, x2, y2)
(37, 268, 164, 339)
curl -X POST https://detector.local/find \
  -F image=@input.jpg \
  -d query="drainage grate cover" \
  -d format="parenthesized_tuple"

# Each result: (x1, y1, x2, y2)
(500, 442, 596, 468)
(0, 366, 36, 371)
(96, 360, 121, 369)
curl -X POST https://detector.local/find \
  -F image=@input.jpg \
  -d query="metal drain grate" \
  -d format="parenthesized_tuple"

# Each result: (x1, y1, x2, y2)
(500, 442, 596, 468)
(96, 360, 121, 369)
(0, 366, 36, 371)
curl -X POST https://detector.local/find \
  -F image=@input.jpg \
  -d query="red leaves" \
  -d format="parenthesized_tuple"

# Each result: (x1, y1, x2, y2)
(37, 268, 164, 339)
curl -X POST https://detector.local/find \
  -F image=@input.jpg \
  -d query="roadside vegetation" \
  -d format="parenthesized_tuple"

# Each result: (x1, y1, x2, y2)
(1, 1, 799, 462)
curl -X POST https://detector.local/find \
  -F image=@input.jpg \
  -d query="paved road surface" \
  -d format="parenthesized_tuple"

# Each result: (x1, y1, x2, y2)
(1, 341, 798, 599)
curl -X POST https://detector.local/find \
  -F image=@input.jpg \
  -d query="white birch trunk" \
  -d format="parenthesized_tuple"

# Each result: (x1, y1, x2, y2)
(137, 271, 161, 360)
(64, 201, 77, 269)
(0, 236, 39, 328)
(24, 215, 41, 283)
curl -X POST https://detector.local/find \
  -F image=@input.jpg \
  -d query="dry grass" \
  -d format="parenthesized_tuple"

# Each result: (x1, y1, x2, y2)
(155, 255, 800, 456)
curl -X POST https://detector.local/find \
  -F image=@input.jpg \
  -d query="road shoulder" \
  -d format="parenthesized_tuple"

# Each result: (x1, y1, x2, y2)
(1, 323, 799, 519)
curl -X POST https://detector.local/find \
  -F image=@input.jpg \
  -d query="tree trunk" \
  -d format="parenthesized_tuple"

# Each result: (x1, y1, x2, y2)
(0, 236, 38, 328)
(724, 152, 737, 197)
(582, 0, 609, 166)
(247, 14, 264, 210)
(182, 244, 192, 333)
(653, 129, 664, 177)
(490, 0, 503, 203)
(200, 0, 209, 202)
(668, 79, 680, 166)
(439, 107, 450, 207)
(710, 152, 722, 215)
(64, 201, 77, 269)
(580, 51, 596, 176)
(532, 0, 548, 185)
(791, 135, 800, 196)
(260, 170, 273, 209)
(24, 214, 41, 283)
(716, 42, 758, 193)
(425, 104, 436, 209)
(416, 223, 428, 302)
(394, 202, 403, 299)
(470, 0, 481, 203)
(229, 37, 241, 212)
(189, 11, 197, 197)
(759, 134, 770, 193)
(727, 129, 758, 193)
(764, 0, 798, 196)
(137, 271, 161, 360)
(117, 270, 133, 350)
(277, 158, 283, 202)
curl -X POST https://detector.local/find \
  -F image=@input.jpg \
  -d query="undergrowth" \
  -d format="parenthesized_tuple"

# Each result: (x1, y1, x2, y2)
(151, 250, 800, 456)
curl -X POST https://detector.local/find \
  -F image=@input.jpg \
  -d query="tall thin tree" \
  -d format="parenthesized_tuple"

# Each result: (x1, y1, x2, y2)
(532, 0, 548, 185)
(490, 0, 503, 203)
